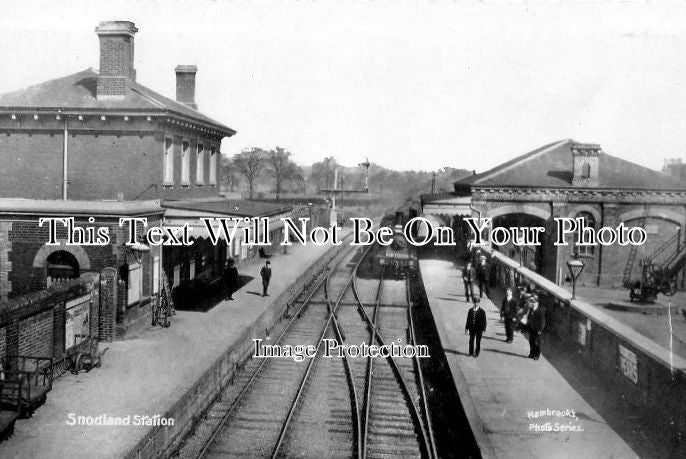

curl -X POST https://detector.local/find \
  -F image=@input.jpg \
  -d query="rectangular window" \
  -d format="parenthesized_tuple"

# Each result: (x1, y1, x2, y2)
(209, 146, 217, 185)
(196, 143, 205, 184)
(127, 263, 142, 306)
(164, 137, 174, 184)
(181, 140, 190, 184)
(232, 235, 239, 258)
(173, 265, 180, 287)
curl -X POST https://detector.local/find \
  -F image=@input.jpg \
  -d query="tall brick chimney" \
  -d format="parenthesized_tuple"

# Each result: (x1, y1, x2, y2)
(175, 65, 198, 110)
(571, 143, 601, 187)
(95, 21, 138, 99)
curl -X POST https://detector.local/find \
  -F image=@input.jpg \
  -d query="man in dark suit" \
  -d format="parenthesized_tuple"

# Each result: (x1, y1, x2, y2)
(500, 287, 517, 343)
(224, 259, 239, 300)
(462, 261, 476, 302)
(260, 260, 272, 296)
(465, 298, 487, 357)
(476, 256, 489, 298)
(527, 296, 545, 360)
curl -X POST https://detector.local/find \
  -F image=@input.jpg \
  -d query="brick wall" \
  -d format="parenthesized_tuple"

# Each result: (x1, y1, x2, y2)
(0, 273, 102, 369)
(0, 123, 223, 201)
(18, 309, 53, 358)
(0, 132, 63, 198)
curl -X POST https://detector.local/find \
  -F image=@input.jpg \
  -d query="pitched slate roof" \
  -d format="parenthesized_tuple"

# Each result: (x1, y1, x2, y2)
(0, 68, 235, 135)
(0, 198, 163, 216)
(456, 139, 686, 191)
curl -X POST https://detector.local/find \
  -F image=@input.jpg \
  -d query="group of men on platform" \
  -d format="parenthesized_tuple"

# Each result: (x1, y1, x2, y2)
(462, 254, 545, 360)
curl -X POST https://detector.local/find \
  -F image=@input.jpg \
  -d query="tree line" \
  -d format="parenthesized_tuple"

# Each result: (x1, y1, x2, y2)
(221, 147, 471, 200)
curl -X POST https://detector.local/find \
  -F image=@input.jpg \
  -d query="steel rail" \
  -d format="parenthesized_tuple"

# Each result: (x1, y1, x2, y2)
(406, 276, 438, 459)
(351, 269, 434, 459)
(361, 272, 384, 459)
(270, 246, 373, 459)
(196, 252, 341, 459)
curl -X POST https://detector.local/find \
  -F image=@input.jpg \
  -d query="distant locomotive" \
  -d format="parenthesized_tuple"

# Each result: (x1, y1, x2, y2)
(375, 210, 417, 277)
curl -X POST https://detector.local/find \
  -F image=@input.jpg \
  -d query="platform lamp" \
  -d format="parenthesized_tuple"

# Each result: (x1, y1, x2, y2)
(128, 242, 151, 264)
(566, 252, 585, 300)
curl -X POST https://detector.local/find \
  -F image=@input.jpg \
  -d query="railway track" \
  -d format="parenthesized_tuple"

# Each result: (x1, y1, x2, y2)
(176, 244, 436, 458)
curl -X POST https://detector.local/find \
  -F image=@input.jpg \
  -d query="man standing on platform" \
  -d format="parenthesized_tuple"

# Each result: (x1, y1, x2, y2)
(462, 261, 476, 302)
(260, 260, 272, 297)
(224, 259, 239, 300)
(501, 287, 517, 343)
(465, 298, 487, 357)
(527, 296, 545, 360)
(476, 256, 489, 298)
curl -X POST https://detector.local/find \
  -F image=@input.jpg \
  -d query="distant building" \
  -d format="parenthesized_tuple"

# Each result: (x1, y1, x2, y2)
(422, 140, 686, 288)
(662, 158, 686, 181)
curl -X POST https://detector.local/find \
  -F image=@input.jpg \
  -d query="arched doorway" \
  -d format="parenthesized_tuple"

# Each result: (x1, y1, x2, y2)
(46, 250, 80, 287)
(492, 213, 549, 274)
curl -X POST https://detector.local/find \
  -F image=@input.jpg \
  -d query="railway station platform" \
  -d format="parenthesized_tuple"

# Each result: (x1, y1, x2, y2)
(0, 241, 345, 459)
(419, 258, 640, 459)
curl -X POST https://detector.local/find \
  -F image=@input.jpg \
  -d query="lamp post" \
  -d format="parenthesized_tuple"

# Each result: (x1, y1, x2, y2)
(566, 253, 585, 300)
(128, 242, 151, 264)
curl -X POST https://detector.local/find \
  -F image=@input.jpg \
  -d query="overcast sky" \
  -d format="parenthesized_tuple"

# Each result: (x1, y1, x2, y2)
(2, 0, 686, 173)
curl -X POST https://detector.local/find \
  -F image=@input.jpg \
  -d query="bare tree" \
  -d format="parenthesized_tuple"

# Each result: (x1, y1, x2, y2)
(232, 148, 266, 199)
(310, 156, 337, 191)
(220, 157, 240, 192)
(267, 147, 303, 198)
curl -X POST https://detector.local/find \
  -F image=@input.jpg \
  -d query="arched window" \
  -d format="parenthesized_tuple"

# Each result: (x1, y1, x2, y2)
(581, 162, 591, 178)
(574, 211, 596, 257)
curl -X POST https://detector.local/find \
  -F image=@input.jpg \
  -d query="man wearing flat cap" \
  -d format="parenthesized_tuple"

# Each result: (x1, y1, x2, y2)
(526, 295, 545, 360)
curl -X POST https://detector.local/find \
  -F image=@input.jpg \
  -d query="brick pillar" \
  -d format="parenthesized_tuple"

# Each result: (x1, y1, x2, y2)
(115, 280, 127, 339)
(98, 267, 118, 342)
(0, 221, 12, 300)
(89, 272, 101, 340)
(52, 301, 65, 361)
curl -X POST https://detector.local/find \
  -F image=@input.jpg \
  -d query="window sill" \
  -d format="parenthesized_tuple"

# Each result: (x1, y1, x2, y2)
(162, 183, 174, 188)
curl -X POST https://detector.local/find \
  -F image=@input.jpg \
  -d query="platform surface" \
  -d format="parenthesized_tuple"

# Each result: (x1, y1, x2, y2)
(420, 258, 639, 459)
(0, 242, 333, 459)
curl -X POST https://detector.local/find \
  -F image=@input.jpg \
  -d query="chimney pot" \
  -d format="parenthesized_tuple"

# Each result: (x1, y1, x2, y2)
(95, 21, 138, 99)
(175, 65, 198, 110)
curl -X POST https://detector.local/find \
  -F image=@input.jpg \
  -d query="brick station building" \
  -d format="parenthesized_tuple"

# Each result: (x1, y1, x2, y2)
(0, 199, 164, 339)
(422, 139, 686, 288)
(0, 21, 234, 201)
(0, 21, 292, 338)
